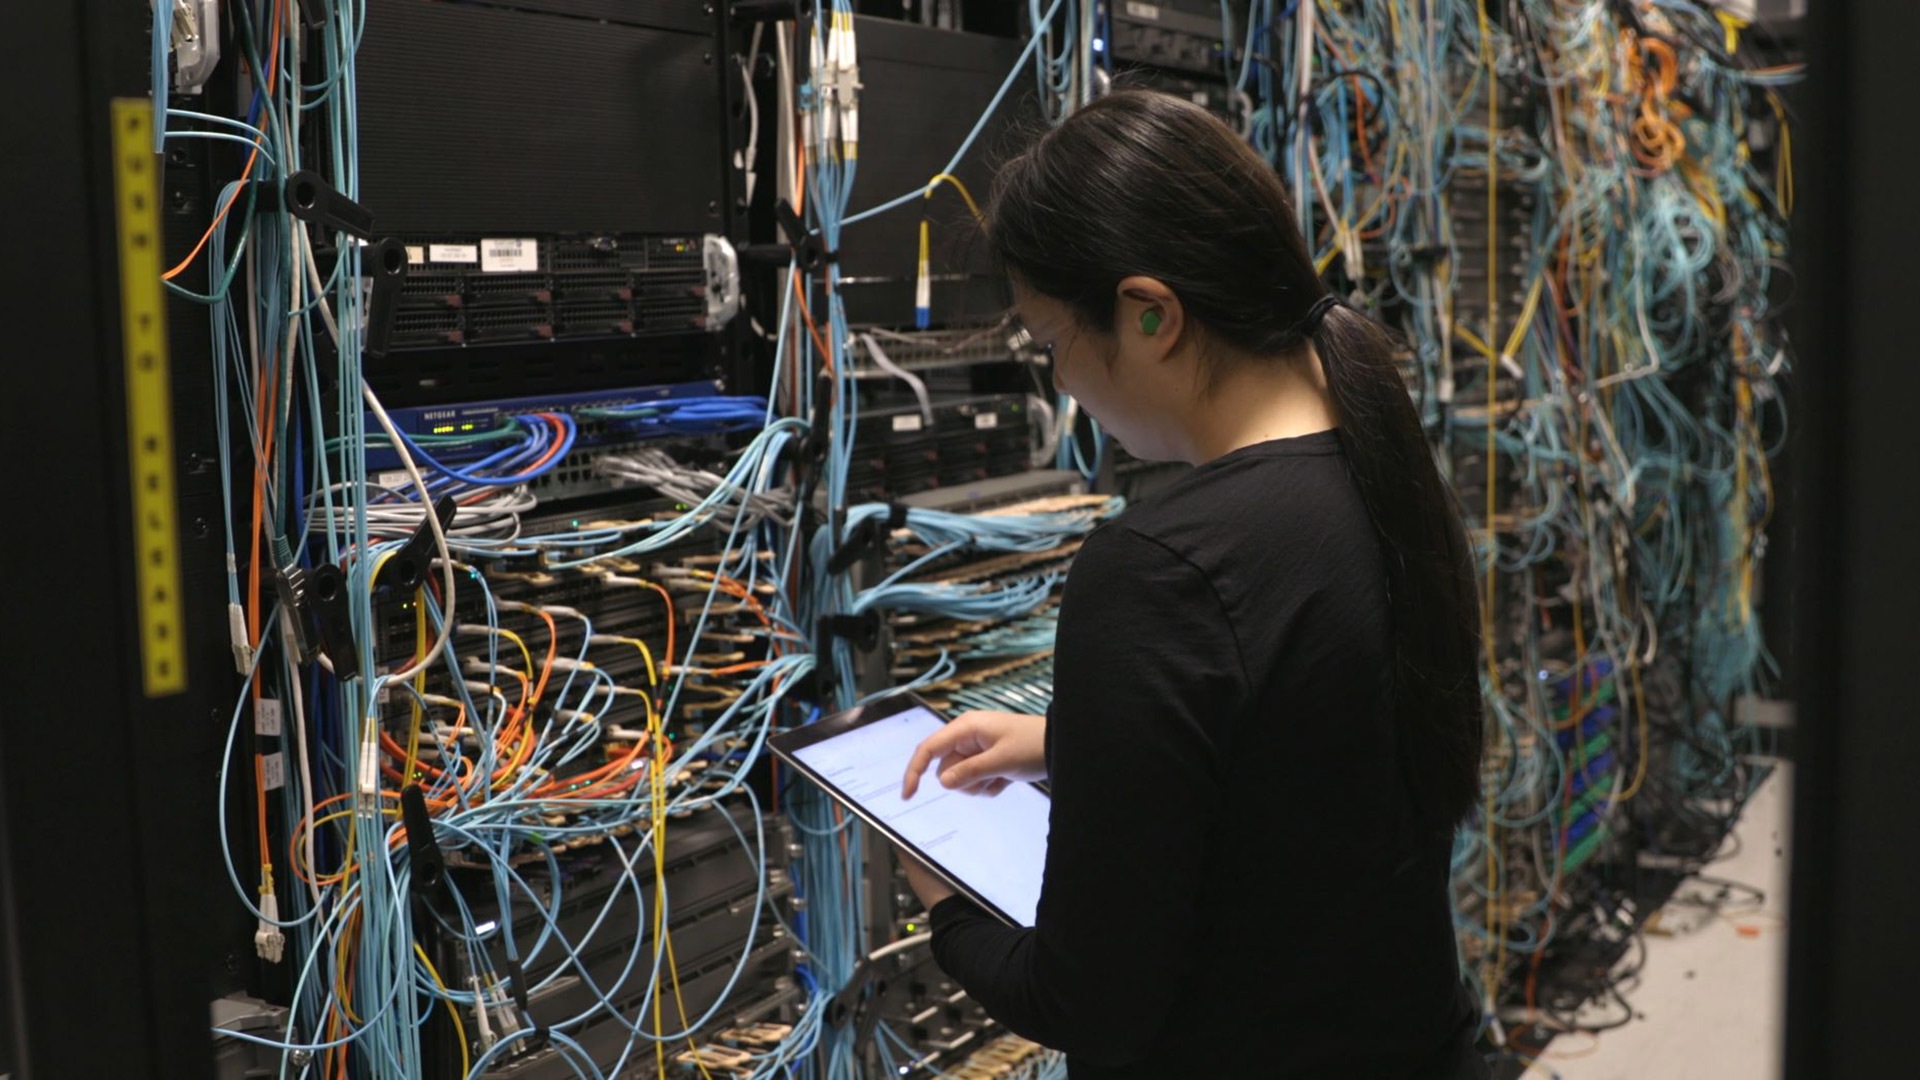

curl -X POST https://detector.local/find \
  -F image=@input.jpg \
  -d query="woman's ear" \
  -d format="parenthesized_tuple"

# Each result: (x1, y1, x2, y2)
(1115, 275, 1184, 360)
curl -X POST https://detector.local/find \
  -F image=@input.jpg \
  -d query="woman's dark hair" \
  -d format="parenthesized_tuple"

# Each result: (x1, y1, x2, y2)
(988, 90, 1484, 825)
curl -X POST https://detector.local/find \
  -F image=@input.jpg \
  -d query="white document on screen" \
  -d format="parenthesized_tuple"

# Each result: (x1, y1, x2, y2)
(793, 705, 1050, 927)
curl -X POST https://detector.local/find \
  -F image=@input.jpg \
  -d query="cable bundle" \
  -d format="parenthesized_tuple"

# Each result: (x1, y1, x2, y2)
(170, 0, 1795, 1074)
(1235, 0, 1798, 1046)
(178, 6, 829, 1077)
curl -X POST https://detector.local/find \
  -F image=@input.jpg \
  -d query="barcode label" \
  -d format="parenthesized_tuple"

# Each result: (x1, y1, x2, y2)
(262, 752, 286, 791)
(481, 238, 539, 273)
(256, 698, 283, 737)
(405, 245, 426, 266)
(430, 244, 479, 264)
(974, 413, 1000, 430)
(892, 414, 923, 432)
(1125, 1, 1161, 19)
(375, 469, 410, 490)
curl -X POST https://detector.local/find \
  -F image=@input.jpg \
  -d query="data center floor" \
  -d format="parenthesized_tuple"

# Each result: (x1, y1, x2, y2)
(1526, 765, 1791, 1079)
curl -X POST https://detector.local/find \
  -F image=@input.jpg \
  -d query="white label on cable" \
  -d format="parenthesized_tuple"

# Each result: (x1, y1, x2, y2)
(480, 238, 539, 273)
(405, 245, 426, 266)
(262, 752, 287, 792)
(358, 736, 382, 794)
(376, 470, 409, 490)
(256, 698, 283, 737)
(974, 413, 999, 430)
(430, 244, 479, 264)
(1125, 1, 1162, 19)
(892, 414, 923, 433)
(1192, 92, 1210, 105)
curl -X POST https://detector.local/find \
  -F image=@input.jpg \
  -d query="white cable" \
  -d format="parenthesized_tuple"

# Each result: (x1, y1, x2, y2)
(1292, 0, 1317, 229)
(858, 334, 934, 425)
(868, 931, 933, 963)
(775, 22, 796, 208)
(1079, 0, 1093, 108)
(594, 448, 795, 527)
(1027, 393, 1059, 469)
(298, 220, 341, 346)
(308, 482, 534, 542)
(739, 22, 764, 205)
(362, 379, 458, 684)
(284, 649, 322, 907)
(1595, 280, 1665, 389)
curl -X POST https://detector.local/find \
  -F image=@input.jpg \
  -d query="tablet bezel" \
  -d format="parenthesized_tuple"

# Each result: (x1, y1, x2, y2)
(768, 692, 1047, 928)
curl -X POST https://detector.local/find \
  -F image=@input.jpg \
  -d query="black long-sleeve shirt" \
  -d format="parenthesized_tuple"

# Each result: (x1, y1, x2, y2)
(930, 431, 1487, 1079)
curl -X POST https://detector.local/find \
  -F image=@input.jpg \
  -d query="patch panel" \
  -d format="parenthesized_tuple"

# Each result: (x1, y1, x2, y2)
(848, 396, 1034, 502)
(850, 325, 1027, 373)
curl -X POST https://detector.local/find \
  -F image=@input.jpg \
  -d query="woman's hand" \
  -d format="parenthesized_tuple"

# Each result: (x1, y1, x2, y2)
(901, 710, 1047, 799)
(897, 846, 957, 911)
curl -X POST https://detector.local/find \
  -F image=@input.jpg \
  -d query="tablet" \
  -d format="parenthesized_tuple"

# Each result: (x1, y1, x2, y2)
(769, 693, 1049, 927)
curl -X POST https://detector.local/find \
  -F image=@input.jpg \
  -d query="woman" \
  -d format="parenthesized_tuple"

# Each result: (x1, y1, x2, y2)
(897, 91, 1490, 1079)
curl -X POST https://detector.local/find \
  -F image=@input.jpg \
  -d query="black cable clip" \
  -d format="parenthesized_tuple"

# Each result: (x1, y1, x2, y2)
(272, 557, 359, 677)
(283, 170, 375, 240)
(826, 504, 908, 575)
(363, 238, 410, 359)
(797, 372, 835, 468)
(499, 954, 549, 1051)
(742, 200, 829, 273)
(827, 956, 886, 1043)
(778, 199, 835, 271)
(401, 784, 452, 912)
(818, 612, 881, 654)
(406, 784, 551, 1049)
(375, 495, 458, 592)
(272, 563, 320, 663)
(827, 957, 872, 1027)
(304, 563, 361, 680)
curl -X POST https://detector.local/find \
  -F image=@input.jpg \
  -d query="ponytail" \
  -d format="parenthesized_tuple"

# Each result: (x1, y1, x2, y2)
(986, 89, 1485, 824)
(1314, 303, 1484, 825)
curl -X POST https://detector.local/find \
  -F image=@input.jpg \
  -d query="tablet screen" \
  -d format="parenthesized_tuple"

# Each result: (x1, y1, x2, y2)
(790, 703, 1050, 927)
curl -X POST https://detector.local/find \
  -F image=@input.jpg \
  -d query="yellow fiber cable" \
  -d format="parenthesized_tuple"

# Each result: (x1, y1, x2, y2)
(415, 943, 473, 1079)
(922, 173, 984, 223)
(1475, 0, 1505, 1009)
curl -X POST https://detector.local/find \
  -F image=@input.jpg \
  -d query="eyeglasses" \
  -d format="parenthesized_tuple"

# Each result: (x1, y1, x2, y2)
(1002, 312, 1054, 365)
